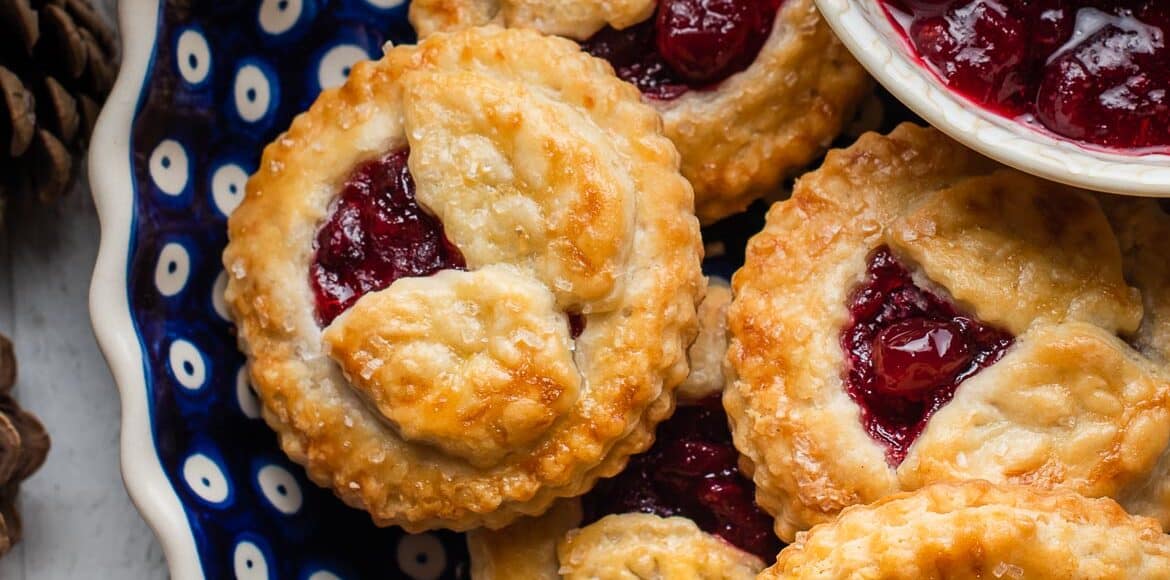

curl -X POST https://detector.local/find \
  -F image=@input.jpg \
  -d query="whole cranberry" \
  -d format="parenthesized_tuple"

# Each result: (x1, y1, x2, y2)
(655, 0, 768, 84)
(872, 318, 972, 399)
(1035, 20, 1170, 149)
(909, 0, 1029, 112)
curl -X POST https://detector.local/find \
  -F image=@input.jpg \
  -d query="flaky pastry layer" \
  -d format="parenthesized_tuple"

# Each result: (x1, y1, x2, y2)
(726, 124, 1170, 541)
(408, 0, 872, 223)
(223, 27, 702, 530)
(762, 481, 1170, 579)
(467, 501, 763, 580)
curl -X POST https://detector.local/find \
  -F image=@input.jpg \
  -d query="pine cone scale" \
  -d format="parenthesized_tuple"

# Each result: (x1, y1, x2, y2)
(31, 129, 71, 202)
(0, 414, 20, 485)
(8, 409, 47, 482)
(0, 67, 35, 158)
(42, 75, 79, 143)
(0, 0, 39, 56)
(40, 4, 87, 80)
(65, 0, 115, 57)
(0, 0, 117, 207)
(0, 334, 50, 558)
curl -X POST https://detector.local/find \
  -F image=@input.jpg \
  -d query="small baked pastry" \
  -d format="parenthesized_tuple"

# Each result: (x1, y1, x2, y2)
(471, 505, 765, 580)
(409, 0, 872, 223)
(467, 399, 773, 579)
(726, 123, 1170, 541)
(762, 481, 1170, 579)
(466, 290, 774, 577)
(678, 278, 732, 401)
(223, 26, 703, 531)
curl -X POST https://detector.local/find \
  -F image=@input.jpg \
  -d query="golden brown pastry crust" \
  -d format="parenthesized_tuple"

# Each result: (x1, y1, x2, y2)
(408, 0, 872, 224)
(411, 0, 656, 39)
(725, 124, 1170, 541)
(558, 513, 764, 579)
(467, 499, 583, 580)
(223, 27, 703, 531)
(469, 296, 754, 579)
(467, 503, 763, 580)
(678, 278, 732, 402)
(762, 481, 1170, 579)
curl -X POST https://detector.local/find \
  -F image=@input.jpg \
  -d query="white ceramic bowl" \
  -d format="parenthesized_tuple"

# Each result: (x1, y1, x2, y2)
(815, 0, 1170, 197)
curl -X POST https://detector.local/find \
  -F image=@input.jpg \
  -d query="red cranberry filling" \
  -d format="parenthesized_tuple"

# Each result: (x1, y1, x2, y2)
(882, 0, 1170, 151)
(580, 0, 784, 100)
(582, 397, 781, 561)
(310, 150, 466, 325)
(842, 247, 1013, 466)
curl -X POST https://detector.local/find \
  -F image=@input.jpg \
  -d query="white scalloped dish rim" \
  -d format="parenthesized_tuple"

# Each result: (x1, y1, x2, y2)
(88, 1, 205, 579)
(816, 0, 1170, 197)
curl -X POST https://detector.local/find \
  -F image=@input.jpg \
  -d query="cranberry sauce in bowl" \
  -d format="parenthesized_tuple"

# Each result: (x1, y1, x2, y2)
(309, 150, 466, 325)
(881, 0, 1170, 152)
(580, 0, 786, 100)
(841, 247, 1013, 466)
(581, 396, 781, 561)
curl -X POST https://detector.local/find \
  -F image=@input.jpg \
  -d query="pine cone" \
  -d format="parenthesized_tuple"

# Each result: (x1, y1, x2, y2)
(0, 334, 49, 558)
(0, 0, 118, 211)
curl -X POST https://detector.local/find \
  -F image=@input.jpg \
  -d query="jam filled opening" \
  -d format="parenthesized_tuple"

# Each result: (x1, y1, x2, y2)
(580, 0, 785, 100)
(310, 149, 466, 326)
(310, 150, 592, 343)
(882, 0, 1170, 152)
(581, 396, 781, 561)
(841, 247, 1013, 466)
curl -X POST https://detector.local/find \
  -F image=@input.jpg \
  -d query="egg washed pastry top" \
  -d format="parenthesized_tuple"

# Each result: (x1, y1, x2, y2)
(762, 481, 1170, 579)
(466, 283, 768, 579)
(222, 26, 703, 531)
(408, 0, 871, 224)
(468, 501, 764, 580)
(726, 123, 1170, 542)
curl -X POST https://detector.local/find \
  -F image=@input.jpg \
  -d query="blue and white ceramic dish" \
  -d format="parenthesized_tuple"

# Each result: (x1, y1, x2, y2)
(88, 1, 468, 578)
(87, 1, 769, 577)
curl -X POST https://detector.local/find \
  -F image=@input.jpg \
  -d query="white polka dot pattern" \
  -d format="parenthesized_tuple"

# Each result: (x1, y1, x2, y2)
(397, 534, 447, 580)
(183, 453, 231, 505)
(155, 243, 191, 297)
(233, 63, 275, 123)
(149, 140, 189, 196)
(169, 339, 207, 391)
(317, 44, 369, 91)
(176, 28, 212, 85)
(236, 366, 261, 419)
(257, 464, 303, 515)
(258, 0, 304, 35)
(233, 540, 270, 580)
(212, 270, 231, 322)
(211, 162, 248, 217)
(126, 2, 470, 577)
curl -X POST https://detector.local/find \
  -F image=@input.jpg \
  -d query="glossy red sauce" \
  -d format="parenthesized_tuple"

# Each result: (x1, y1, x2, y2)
(582, 397, 781, 560)
(581, 0, 785, 100)
(310, 150, 465, 325)
(842, 247, 1013, 465)
(883, 0, 1170, 152)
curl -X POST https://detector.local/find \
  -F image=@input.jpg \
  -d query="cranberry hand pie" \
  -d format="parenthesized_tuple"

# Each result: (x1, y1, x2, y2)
(762, 481, 1170, 579)
(726, 123, 1170, 541)
(467, 399, 773, 579)
(223, 27, 703, 531)
(466, 284, 776, 578)
(409, 0, 871, 223)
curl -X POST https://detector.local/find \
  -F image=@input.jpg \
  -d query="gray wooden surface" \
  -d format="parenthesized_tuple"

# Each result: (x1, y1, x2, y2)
(0, 186, 168, 580)
(0, 2, 168, 578)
